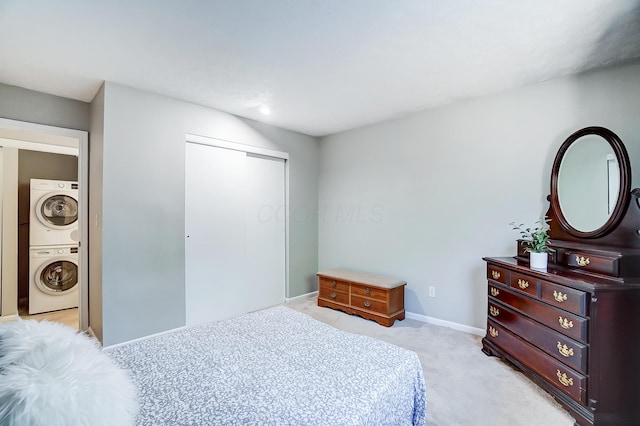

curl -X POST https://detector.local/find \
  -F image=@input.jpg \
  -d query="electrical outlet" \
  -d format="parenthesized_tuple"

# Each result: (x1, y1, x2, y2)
(428, 286, 436, 298)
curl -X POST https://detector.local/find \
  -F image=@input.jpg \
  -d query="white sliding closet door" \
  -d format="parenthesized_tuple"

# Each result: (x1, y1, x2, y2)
(185, 142, 285, 326)
(244, 153, 286, 312)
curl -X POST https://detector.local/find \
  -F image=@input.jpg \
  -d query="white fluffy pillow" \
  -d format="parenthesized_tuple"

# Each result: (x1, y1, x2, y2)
(0, 319, 138, 426)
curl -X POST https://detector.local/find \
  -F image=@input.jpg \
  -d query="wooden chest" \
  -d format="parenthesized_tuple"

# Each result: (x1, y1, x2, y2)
(317, 269, 406, 327)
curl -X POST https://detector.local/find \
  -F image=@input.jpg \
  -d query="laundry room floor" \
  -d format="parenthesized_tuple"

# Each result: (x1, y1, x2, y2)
(18, 306, 78, 330)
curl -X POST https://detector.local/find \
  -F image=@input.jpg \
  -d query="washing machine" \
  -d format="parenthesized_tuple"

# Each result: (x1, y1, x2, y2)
(30, 179, 79, 246)
(29, 245, 79, 314)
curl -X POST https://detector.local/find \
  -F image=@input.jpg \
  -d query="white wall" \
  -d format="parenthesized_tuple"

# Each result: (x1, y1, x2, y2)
(318, 60, 640, 330)
(100, 83, 319, 346)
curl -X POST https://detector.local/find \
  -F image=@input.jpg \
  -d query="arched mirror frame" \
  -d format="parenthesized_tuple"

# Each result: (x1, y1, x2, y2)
(550, 126, 632, 239)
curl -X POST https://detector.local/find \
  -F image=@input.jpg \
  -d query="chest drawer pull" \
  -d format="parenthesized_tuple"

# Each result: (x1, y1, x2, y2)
(553, 290, 568, 302)
(490, 287, 500, 297)
(331, 280, 337, 287)
(491, 270, 501, 280)
(557, 342, 574, 357)
(559, 316, 574, 329)
(489, 326, 498, 337)
(363, 300, 371, 308)
(365, 288, 371, 294)
(518, 279, 529, 289)
(489, 306, 500, 317)
(576, 256, 590, 267)
(330, 292, 337, 299)
(556, 370, 574, 387)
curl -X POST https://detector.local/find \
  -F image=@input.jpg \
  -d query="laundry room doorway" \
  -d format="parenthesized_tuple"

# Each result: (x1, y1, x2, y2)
(0, 118, 88, 331)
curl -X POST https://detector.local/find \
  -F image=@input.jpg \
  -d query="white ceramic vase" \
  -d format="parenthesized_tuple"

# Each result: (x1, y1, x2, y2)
(530, 251, 548, 270)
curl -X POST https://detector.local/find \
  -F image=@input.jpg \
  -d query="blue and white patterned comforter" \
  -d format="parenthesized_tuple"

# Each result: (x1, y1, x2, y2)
(106, 306, 426, 425)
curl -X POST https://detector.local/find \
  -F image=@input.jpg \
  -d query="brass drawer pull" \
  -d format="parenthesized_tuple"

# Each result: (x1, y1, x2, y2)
(489, 306, 500, 317)
(576, 256, 590, 267)
(490, 287, 500, 297)
(553, 290, 568, 302)
(489, 326, 498, 338)
(556, 370, 574, 387)
(331, 280, 337, 287)
(365, 288, 371, 295)
(557, 342, 574, 358)
(517, 279, 529, 289)
(559, 316, 574, 329)
(330, 292, 337, 299)
(491, 270, 501, 280)
(363, 301, 371, 308)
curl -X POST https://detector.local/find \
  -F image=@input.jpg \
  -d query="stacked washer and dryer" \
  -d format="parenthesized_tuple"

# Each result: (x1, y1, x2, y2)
(28, 179, 79, 314)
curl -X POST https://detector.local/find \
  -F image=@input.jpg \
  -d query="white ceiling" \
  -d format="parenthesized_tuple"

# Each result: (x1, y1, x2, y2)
(1, 0, 640, 137)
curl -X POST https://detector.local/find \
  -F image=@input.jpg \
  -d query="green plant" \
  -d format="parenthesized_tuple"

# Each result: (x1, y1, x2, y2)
(510, 217, 555, 253)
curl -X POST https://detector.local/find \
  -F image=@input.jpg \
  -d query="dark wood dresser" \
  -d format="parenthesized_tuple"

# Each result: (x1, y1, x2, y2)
(482, 256, 640, 426)
(482, 126, 640, 426)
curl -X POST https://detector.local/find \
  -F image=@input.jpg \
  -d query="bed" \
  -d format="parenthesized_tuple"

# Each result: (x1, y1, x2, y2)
(105, 306, 426, 425)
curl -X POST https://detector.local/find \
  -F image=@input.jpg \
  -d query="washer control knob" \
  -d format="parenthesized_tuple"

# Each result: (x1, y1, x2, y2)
(58, 183, 65, 188)
(57, 249, 64, 254)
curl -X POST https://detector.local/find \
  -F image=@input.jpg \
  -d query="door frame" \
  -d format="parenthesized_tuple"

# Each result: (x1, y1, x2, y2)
(185, 133, 290, 300)
(0, 118, 89, 331)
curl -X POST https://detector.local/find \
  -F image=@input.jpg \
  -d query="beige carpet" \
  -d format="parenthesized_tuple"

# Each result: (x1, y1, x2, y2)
(286, 298, 575, 426)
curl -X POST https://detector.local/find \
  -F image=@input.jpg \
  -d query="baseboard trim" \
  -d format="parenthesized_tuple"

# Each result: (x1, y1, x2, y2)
(0, 314, 20, 324)
(285, 292, 484, 336)
(285, 291, 318, 303)
(406, 311, 485, 336)
(102, 325, 187, 350)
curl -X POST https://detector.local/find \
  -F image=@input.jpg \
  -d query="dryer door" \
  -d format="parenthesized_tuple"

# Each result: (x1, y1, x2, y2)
(36, 193, 78, 229)
(36, 259, 78, 295)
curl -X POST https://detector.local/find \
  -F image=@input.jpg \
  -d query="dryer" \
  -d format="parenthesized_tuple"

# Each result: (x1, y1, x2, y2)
(29, 245, 79, 314)
(30, 179, 79, 246)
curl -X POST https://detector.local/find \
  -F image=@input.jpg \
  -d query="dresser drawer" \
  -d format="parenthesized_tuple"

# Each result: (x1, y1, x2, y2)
(540, 280, 588, 316)
(351, 295, 388, 314)
(509, 272, 538, 297)
(351, 283, 387, 300)
(319, 277, 350, 293)
(318, 287, 349, 304)
(487, 265, 507, 284)
(486, 320, 587, 404)
(488, 285, 587, 343)
(561, 250, 619, 276)
(488, 300, 587, 372)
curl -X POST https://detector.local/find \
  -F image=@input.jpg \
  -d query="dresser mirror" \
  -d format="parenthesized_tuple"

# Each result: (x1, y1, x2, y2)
(550, 126, 632, 239)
